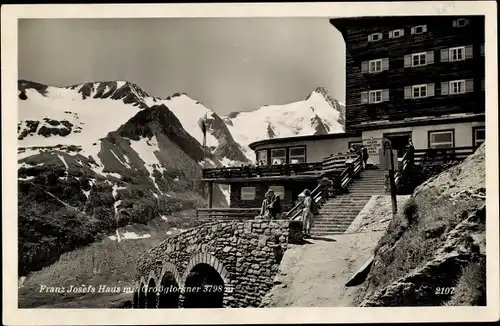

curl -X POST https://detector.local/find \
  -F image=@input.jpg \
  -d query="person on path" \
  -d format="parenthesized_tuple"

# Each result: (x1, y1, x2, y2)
(406, 139, 415, 167)
(361, 145, 369, 169)
(301, 189, 314, 237)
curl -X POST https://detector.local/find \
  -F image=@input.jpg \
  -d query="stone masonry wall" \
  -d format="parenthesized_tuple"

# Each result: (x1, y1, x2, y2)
(134, 219, 290, 308)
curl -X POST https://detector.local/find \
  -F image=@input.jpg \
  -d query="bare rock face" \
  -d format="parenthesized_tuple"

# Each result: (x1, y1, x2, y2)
(353, 144, 486, 307)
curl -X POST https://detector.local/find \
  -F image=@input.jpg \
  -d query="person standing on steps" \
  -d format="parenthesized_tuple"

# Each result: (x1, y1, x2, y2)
(301, 189, 314, 238)
(406, 139, 415, 167)
(360, 144, 369, 169)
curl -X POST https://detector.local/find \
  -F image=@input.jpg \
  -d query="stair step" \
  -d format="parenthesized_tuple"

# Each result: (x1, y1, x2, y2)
(312, 225, 352, 230)
(310, 231, 348, 236)
(315, 218, 358, 222)
(318, 211, 363, 215)
(314, 220, 352, 228)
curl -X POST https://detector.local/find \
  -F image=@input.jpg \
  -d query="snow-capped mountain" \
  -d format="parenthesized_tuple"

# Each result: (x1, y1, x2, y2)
(17, 80, 231, 276)
(16, 79, 344, 277)
(18, 80, 249, 166)
(223, 86, 346, 160)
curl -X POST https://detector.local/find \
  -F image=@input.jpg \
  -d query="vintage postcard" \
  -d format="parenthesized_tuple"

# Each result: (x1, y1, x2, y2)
(2, 1, 499, 325)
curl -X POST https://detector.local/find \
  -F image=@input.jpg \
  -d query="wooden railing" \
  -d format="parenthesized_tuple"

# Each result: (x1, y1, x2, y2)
(285, 184, 325, 221)
(202, 162, 324, 179)
(196, 208, 261, 220)
(395, 146, 479, 192)
(286, 153, 363, 221)
(413, 146, 478, 165)
(394, 152, 409, 187)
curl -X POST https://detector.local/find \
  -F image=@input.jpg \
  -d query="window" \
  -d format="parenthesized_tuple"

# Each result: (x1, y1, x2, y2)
(453, 18, 469, 27)
(389, 29, 404, 38)
(429, 130, 454, 149)
(473, 127, 485, 147)
(449, 46, 465, 61)
(368, 33, 382, 42)
(405, 83, 434, 99)
(369, 59, 382, 73)
(441, 45, 473, 62)
(404, 51, 434, 67)
(361, 89, 389, 104)
(412, 84, 427, 98)
(240, 187, 256, 201)
(256, 150, 268, 165)
(289, 147, 306, 164)
(369, 90, 382, 103)
(411, 25, 427, 34)
(441, 79, 473, 95)
(412, 52, 427, 66)
(450, 80, 466, 94)
(270, 148, 286, 165)
(269, 185, 285, 199)
(361, 58, 389, 73)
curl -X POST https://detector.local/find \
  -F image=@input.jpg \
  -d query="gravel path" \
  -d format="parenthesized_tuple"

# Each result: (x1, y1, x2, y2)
(261, 231, 385, 307)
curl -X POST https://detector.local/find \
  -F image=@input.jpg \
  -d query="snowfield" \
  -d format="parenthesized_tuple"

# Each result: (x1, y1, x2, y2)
(224, 89, 345, 160)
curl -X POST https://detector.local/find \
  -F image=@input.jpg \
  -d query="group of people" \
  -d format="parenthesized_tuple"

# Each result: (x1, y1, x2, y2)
(257, 188, 316, 238)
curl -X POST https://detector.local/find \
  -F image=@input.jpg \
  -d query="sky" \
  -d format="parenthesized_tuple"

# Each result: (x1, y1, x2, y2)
(18, 18, 345, 115)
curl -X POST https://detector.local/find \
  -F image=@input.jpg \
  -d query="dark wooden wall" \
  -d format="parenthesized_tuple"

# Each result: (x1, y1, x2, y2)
(229, 181, 317, 212)
(337, 16, 485, 131)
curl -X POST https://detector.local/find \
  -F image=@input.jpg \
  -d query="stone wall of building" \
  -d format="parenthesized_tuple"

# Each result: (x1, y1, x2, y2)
(133, 219, 291, 308)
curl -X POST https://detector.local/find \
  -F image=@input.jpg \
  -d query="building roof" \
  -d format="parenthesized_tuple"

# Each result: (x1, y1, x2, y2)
(248, 132, 361, 150)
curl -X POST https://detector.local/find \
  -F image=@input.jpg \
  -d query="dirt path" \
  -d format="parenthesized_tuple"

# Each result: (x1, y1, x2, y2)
(261, 231, 385, 307)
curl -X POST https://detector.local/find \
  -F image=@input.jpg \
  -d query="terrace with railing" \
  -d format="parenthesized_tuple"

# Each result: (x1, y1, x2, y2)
(197, 152, 362, 220)
(395, 145, 480, 193)
(197, 145, 480, 223)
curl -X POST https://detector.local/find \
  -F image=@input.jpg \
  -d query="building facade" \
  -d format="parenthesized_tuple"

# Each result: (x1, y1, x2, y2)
(202, 15, 486, 210)
(330, 15, 485, 164)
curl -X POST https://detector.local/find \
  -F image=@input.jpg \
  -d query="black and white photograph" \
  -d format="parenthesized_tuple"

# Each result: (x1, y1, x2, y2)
(2, 2, 499, 325)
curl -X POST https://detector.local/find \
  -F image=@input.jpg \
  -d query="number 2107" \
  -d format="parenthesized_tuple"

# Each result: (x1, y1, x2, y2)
(435, 287, 455, 295)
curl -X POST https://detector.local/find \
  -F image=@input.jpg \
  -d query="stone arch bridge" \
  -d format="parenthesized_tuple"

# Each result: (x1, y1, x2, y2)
(132, 219, 296, 308)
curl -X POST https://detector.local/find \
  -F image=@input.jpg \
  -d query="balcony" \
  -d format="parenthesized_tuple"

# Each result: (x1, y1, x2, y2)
(202, 153, 361, 183)
(202, 162, 324, 182)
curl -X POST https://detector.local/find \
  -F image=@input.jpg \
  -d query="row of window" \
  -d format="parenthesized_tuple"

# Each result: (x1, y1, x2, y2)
(429, 127, 485, 149)
(240, 185, 284, 201)
(256, 146, 306, 165)
(368, 18, 470, 42)
(362, 44, 483, 73)
(361, 79, 483, 104)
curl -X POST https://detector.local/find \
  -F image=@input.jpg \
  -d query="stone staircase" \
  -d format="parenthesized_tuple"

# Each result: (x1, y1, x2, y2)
(311, 168, 386, 237)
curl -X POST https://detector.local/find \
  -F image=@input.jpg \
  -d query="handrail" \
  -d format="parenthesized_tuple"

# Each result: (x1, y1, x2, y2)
(285, 183, 322, 219)
(287, 153, 363, 222)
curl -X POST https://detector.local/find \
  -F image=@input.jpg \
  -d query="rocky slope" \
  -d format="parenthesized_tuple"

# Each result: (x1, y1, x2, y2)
(17, 80, 230, 277)
(352, 143, 486, 306)
(223, 86, 346, 160)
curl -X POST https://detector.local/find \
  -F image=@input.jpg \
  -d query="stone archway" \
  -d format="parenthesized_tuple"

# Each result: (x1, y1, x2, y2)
(138, 282, 146, 309)
(133, 289, 139, 308)
(158, 263, 181, 308)
(146, 278, 157, 308)
(183, 263, 225, 308)
(181, 252, 231, 308)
